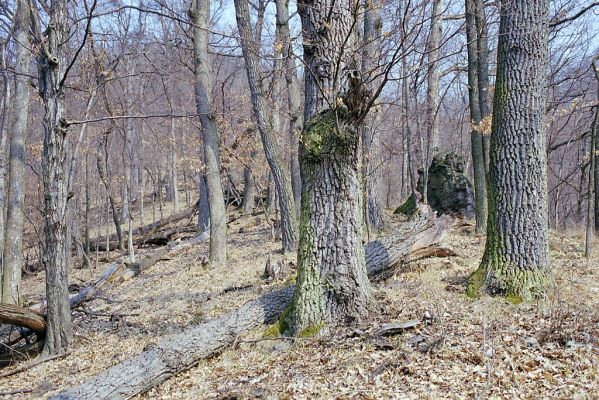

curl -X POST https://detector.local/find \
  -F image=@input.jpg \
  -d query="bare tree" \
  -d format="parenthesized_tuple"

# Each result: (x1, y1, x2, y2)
(234, 0, 298, 252)
(189, 0, 228, 264)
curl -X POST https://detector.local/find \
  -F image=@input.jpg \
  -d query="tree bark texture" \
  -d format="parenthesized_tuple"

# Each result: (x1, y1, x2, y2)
(1, 0, 32, 305)
(289, 0, 373, 335)
(467, 0, 551, 301)
(51, 207, 451, 400)
(36, 0, 73, 355)
(234, 0, 298, 253)
(190, 0, 228, 263)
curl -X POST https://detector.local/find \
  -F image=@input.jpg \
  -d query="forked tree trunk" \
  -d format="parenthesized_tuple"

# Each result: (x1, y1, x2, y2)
(234, 0, 298, 253)
(35, 0, 73, 355)
(190, 0, 227, 263)
(1, 0, 32, 305)
(467, 0, 551, 301)
(288, 0, 372, 335)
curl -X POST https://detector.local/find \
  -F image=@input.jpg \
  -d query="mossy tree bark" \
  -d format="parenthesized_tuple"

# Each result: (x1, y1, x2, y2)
(289, 0, 372, 334)
(467, 0, 552, 301)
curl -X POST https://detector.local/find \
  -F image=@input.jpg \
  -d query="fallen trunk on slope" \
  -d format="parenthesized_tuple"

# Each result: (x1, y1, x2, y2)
(0, 232, 210, 341)
(52, 207, 453, 400)
(90, 202, 198, 251)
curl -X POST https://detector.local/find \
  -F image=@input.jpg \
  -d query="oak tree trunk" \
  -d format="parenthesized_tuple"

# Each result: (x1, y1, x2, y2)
(467, 0, 551, 301)
(289, 0, 372, 334)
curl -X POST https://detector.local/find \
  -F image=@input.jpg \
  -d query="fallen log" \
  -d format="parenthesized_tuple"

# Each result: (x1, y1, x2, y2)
(0, 305, 46, 335)
(51, 206, 453, 400)
(90, 201, 199, 251)
(0, 232, 210, 341)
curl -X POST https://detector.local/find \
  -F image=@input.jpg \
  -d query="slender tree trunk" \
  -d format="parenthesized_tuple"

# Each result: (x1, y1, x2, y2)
(591, 60, 599, 233)
(466, 0, 487, 233)
(289, 0, 372, 334)
(274, 0, 302, 215)
(468, 0, 551, 301)
(585, 130, 595, 258)
(426, 0, 442, 155)
(96, 140, 123, 250)
(361, 0, 386, 233)
(234, 0, 298, 253)
(190, 0, 227, 263)
(241, 158, 256, 214)
(1, 0, 31, 305)
(169, 118, 179, 212)
(36, 0, 73, 355)
(0, 36, 12, 297)
(588, 58, 599, 250)
(476, 0, 491, 169)
(84, 154, 90, 267)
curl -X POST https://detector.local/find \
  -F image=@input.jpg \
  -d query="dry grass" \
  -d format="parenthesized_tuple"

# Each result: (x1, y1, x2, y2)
(0, 214, 597, 399)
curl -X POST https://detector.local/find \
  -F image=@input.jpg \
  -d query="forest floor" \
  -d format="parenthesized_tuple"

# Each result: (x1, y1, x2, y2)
(0, 210, 597, 399)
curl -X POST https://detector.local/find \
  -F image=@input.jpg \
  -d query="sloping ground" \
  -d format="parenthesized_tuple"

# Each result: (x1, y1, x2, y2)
(0, 216, 597, 399)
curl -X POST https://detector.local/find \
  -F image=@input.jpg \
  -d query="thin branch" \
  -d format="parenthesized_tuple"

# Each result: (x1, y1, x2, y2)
(550, 2, 599, 27)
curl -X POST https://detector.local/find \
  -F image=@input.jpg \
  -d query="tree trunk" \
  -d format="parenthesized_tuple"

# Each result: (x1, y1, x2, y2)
(361, 0, 386, 234)
(241, 163, 256, 214)
(84, 154, 91, 267)
(426, 0, 442, 155)
(467, 0, 551, 301)
(476, 0, 491, 169)
(169, 118, 179, 212)
(234, 0, 298, 253)
(592, 59, 599, 233)
(51, 207, 452, 400)
(190, 0, 228, 263)
(466, 0, 488, 233)
(589, 58, 599, 248)
(96, 142, 123, 250)
(0, 29, 12, 302)
(36, 0, 73, 355)
(1, 0, 32, 305)
(288, 0, 372, 335)
(274, 0, 302, 215)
